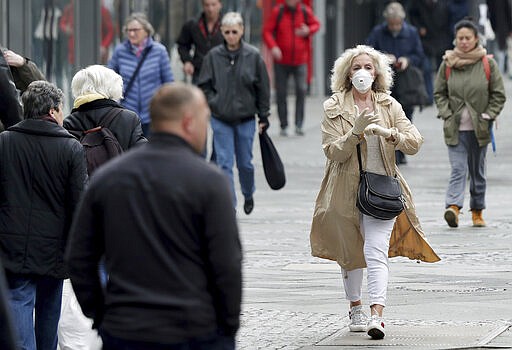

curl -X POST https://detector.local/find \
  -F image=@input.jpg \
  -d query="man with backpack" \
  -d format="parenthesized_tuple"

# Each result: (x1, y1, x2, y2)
(64, 65, 147, 175)
(263, 0, 320, 136)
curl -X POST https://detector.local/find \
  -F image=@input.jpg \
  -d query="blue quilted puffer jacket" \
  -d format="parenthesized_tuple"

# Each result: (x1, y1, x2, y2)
(108, 38, 174, 125)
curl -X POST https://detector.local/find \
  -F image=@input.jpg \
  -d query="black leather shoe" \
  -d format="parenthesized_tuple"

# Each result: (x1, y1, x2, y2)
(244, 198, 254, 215)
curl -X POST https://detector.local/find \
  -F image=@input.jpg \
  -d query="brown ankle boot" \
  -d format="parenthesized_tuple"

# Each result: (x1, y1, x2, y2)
(444, 205, 460, 227)
(471, 209, 486, 227)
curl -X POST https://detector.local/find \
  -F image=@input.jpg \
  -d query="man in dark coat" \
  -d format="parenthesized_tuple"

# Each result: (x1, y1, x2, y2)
(198, 12, 270, 215)
(66, 82, 242, 349)
(366, 1, 426, 164)
(176, 0, 224, 84)
(0, 81, 88, 349)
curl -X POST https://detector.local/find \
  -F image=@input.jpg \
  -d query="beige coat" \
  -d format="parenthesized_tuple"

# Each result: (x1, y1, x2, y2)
(310, 90, 440, 271)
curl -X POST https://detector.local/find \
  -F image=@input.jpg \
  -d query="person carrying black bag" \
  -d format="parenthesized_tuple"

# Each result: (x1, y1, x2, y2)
(198, 12, 270, 215)
(310, 45, 440, 340)
(366, 1, 427, 165)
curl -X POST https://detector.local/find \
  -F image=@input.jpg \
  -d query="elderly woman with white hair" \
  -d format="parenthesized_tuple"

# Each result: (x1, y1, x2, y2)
(63, 64, 146, 151)
(310, 45, 439, 339)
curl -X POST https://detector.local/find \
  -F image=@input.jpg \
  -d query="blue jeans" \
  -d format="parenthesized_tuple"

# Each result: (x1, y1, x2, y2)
(100, 329, 235, 350)
(6, 272, 63, 350)
(274, 63, 307, 129)
(211, 117, 255, 206)
(446, 131, 488, 210)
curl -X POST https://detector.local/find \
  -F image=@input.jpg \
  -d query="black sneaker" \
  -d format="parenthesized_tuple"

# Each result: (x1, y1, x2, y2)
(243, 198, 254, 215)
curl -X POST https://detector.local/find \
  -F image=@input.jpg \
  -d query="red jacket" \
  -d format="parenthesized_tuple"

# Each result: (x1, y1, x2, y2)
(263, 3, 320, 66)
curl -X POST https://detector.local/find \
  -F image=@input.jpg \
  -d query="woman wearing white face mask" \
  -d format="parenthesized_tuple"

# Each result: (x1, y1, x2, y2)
(310, 45, 440, 340)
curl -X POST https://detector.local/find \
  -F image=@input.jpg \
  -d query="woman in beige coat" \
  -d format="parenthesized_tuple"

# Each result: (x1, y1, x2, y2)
(310, 45, 440, 340)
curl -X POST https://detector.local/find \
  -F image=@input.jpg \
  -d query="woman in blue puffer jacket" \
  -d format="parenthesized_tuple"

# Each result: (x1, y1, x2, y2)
(108, 12, 173, 136)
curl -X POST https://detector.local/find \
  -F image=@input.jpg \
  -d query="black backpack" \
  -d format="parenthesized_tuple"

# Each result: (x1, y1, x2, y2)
(80, 108, 123, 175)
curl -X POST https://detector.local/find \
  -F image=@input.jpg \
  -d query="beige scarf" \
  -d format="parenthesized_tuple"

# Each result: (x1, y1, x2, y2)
(443, 45, 487, 68)
(73, 93, 107, 109)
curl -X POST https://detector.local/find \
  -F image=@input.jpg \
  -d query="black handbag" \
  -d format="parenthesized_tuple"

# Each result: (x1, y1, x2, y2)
(392, 65, 429, 107)
(259, 131, 286, 190)
(356, 144, 404, 220)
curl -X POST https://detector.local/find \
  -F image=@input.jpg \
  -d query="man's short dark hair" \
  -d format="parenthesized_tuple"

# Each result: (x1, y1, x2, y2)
(150, 82, 199, 124)
(22, 80, 63, 119)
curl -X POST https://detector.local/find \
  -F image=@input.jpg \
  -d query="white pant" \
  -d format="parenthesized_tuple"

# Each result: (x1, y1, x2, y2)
(341, 214, 394, 306)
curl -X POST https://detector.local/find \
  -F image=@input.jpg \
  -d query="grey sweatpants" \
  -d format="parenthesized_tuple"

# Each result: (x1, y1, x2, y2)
(445, 131, 488, 210)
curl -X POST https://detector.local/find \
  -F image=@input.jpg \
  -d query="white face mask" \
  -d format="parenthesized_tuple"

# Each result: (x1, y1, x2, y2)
(351, 69, 374, 93)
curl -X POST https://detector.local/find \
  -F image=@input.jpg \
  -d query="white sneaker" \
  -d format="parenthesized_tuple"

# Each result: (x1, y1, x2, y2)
(348, 305, 367, 332)
(366, 314, 385, 339)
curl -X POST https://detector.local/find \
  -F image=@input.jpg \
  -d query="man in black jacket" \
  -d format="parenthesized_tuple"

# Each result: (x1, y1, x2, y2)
(0, 81, 88, 349)
(198, 12, 270, 215)
(176, 0, 224, 84)
(66, 82, 242, 349)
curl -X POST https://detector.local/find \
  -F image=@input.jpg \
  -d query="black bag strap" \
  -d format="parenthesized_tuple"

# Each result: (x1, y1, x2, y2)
(98, 107, 123, 128)
(123, 46, 152, 97)
(356, 143, 364, 175)
(84, 107, 122, 132)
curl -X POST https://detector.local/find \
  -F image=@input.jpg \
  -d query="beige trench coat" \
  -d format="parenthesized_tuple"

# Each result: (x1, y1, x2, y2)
(310, 90, 440, 271)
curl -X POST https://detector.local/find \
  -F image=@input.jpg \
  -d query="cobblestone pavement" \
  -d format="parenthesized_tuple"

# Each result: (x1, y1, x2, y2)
(234, 84, 512, 349)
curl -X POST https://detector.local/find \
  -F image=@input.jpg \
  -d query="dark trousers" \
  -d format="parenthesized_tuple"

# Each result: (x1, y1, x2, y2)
(100, 329, 235, 350)
(274, 63, 307, 130)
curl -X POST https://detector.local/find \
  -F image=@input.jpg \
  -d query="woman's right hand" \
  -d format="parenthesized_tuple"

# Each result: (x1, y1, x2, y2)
(352, 105, 380, 135)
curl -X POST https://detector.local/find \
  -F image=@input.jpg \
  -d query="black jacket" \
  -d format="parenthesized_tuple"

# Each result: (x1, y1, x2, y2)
(0, 119, 87, 279)
(66, 133, 242, 344)
(63, 99, 147, 151)
(0, 54, 22, 129)
(198, 42, 270, 124)
(176, 13, 224, 82)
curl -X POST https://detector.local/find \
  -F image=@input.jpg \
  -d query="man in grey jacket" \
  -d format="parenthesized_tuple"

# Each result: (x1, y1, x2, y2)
(198, 12, 270, 215)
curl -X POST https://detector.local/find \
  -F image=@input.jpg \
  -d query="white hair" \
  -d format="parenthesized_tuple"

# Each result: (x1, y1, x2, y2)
(221, 12, 244, 27)
(383, 2, 406, 20)
(330, 45, 393, 93)
(71, 65, 123, 101)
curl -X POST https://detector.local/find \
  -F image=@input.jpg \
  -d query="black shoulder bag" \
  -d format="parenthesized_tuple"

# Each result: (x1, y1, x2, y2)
(123, 46, 152, 98)
(356, 144, 404, 220)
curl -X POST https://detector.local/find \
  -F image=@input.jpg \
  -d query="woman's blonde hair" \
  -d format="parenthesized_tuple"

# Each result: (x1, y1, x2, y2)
(330, 45, 393, 93)
(71, 65, 123, 101)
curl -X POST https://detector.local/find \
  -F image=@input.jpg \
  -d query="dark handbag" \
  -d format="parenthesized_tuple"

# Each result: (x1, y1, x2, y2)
(392, 65, 428, 107)
(356, 144, 404, 220)
(259, 131, 286, 190)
